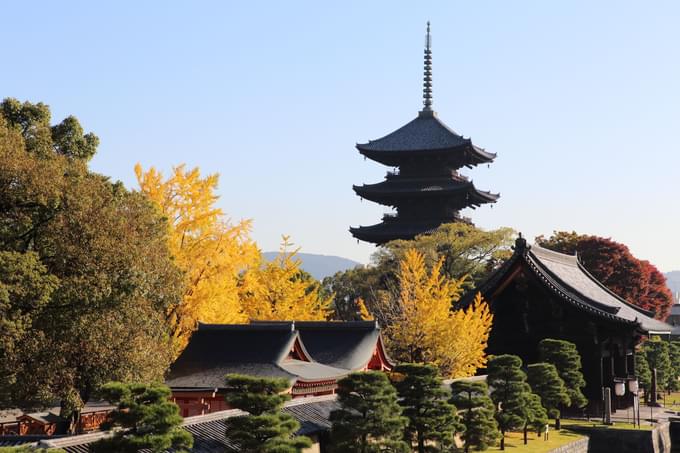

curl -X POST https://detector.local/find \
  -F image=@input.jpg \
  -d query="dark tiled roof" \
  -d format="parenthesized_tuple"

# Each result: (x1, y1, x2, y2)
(527, 245, 671, 333)
(350, 218, 470, 245)
(292, 321, 386, 370)
(166, 323, 298, 389)
(166, 323, 349, 389)
(357, 111, 492, 156)
(464, 239, 673, 333)
(39, 395, 340, 453)
(353, 178, 498, 206)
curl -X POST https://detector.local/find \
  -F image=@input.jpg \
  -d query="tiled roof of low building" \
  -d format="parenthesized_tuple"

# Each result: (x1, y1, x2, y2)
(39, 395, 340, 453)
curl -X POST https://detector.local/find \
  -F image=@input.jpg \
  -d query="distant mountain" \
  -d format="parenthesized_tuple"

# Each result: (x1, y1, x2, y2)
(262, 252, 362, 280)
(667, 271, 680, 301)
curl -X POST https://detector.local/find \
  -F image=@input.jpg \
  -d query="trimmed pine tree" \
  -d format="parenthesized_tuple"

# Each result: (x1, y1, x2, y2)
(538, 339, 588, 409)
(487, 355, 533, 451)
(392, 364, 462, 453)
(521, 392, 548, 444)
(330, 371, 409, 453)
(91, 382, 193, 453)
(450, 380, 500, 452)
(636, 350, 652, 402)
(527, 362, 570, 429)
(223, 374, 312, 453)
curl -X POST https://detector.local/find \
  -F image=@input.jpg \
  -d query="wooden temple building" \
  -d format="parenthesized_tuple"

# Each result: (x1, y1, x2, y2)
(166, 321, 392, 417)
(465, 236, 672, 413)
(350, 23, 498, 244)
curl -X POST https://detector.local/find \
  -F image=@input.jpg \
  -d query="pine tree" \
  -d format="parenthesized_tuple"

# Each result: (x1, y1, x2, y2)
(330, 371, 409, 453)
(391, 364, 462, 453)
(450, 380, 500, 452)
(487, 355, 533, 451)
(636, 350, 652, 402)
(538, 339, 587, 409)
(223, 374, 311, 453)
(668, 342, 680, 392)
(521, 392, 548, 445)
(91, 382, 193, 453)
(527, 363, 570, 429)
(644, 337, 672, 398)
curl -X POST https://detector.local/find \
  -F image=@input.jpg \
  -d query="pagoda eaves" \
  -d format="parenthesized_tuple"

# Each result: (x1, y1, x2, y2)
(350, 22, 499, 245)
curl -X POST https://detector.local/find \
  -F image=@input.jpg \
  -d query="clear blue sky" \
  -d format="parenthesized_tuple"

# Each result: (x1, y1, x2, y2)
(2, 1, 679, 271)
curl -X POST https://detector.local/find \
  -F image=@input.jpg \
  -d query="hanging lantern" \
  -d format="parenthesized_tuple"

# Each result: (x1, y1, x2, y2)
(628, 379, 639, 393)
(614, 382, 626, 396)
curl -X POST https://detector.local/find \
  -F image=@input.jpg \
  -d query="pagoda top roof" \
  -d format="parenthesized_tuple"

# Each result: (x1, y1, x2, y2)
(356, 110, 495, 159)
(463, 238, 673, 334)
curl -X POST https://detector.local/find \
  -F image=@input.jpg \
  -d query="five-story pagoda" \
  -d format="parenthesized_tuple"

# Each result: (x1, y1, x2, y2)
(350, 23, 499, 244)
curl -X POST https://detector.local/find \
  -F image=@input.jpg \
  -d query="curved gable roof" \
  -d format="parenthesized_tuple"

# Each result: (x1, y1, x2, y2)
(294, 321, 385, 370)
(528, 245, 672, 333)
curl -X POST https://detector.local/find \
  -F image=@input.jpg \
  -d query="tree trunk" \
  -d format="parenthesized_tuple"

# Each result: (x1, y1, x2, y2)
(417, 431, 425, 453)
(500, 431, 505, 450)
(556, 416, 561, 430)
(523, 425, 528, 444)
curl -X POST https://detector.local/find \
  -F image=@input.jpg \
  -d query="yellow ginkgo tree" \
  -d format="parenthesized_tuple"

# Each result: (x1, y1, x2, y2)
(135, 164, 258, 352)
(383, 249, 493, 378)
(239, 236, 332, 321)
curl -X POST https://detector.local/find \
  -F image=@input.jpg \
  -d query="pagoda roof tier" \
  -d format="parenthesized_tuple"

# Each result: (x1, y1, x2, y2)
(356, 111, 496, 167)
(350, 217, 470, 245)
(353, 178, 499, 207)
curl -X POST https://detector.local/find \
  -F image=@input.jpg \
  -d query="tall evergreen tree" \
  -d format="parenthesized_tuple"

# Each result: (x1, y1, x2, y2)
(527, 363, 570, 429)
(450, 380, 500, 452)
(91, 382, 192, 453)
(392, 364, 462, 453)
(487, 355, 533, 450)
(668, 342, 680, 392)
(330, 371, 408, 453)
(636, 350, 652, 402)
(521, 393, 548, 445)
(223, 374, 311, 453)
(644, 337, 672, 398)
(538, 339, 587, 409)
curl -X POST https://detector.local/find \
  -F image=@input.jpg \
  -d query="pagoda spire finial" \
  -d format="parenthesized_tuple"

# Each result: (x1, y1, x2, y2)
(422, 21, 433, 112)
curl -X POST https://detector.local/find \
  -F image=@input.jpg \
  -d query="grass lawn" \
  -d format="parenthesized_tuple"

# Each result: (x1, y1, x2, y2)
(559, 418, 653, 431)
(659, 392, 680, 408)
(479, 427, 583, 452)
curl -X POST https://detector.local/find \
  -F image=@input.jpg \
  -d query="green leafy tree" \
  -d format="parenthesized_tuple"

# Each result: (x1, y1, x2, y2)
(1, 98, 98, 160)
(527, 363, 570, 429)
(330, 371, 408, 453)
(668, 342, 680, 392)
(223, 374, 311, 453)
(91, 382, 192, 453)
(450, 380, 500, 452)
(391, 364, 462, 453)
(323, 223, 513, 323)
(636, 350, 652, 401)
(521, 392, 548, 445)
(538, 339, 587, 409)
(487, 355, 533, 450)
(0, 251, 57, 405)
(644, 337, 672, 399)
(0, 102, 182, 430)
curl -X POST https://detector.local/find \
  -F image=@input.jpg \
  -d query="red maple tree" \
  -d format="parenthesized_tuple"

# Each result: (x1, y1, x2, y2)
(536, 231, 673, 320)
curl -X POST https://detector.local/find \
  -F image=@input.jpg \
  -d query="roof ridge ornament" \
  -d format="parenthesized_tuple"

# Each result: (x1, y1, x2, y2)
(420, 21, 434, 116)
(513, 232, 529, 252)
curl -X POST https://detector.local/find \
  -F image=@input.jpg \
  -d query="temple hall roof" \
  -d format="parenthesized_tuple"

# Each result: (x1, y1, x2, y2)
(466, 238, 673, 334)
(166, 323, 348, 390)
(249, 320, 393, 371)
